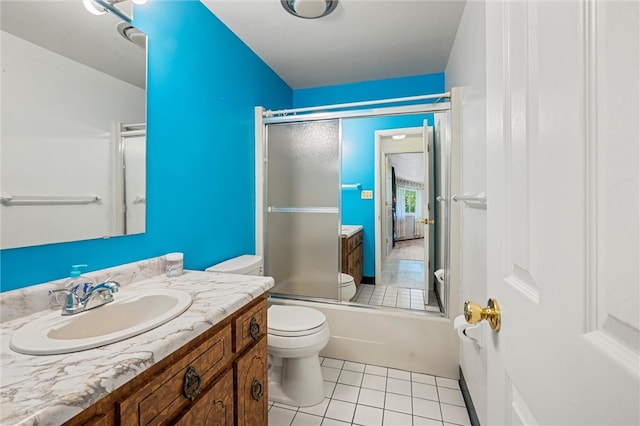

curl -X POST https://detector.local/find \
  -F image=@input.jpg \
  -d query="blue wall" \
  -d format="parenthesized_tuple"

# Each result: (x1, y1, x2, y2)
(0, 1, 292, 291)
(294, 73, 444, 279)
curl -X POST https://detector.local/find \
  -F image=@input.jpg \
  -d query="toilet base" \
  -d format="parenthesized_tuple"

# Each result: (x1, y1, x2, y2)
(340, 284, 356, 301)
(268, 382, 300, 407)
(268, 354, 325, 407)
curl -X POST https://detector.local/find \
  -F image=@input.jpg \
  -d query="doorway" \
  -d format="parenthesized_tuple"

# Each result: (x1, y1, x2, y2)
(354, 125, 441, 312)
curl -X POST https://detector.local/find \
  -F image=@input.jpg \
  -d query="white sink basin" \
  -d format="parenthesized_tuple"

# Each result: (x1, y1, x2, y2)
(10, 289, 192, 355)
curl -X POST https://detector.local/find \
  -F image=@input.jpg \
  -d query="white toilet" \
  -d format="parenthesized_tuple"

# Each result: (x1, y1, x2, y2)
(206, 255, 330, 407)
(340, 273, 356, 301)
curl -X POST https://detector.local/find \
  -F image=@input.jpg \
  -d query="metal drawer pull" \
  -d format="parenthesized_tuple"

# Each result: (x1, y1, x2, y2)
(251, 379, 263, 401)
(249, 317, 261, 340)
(182, 366, 202, 401)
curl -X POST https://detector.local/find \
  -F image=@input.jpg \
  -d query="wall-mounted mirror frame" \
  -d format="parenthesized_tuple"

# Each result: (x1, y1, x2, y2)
(0, 1, 147, 249)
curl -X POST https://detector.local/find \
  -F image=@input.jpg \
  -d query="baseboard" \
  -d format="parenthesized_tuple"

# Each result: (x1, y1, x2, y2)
(459, 366, 481, 426)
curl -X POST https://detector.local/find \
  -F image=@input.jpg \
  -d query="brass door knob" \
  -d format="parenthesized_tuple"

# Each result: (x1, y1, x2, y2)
(463, 298, 501, 331)
(418, 218, 435, 225)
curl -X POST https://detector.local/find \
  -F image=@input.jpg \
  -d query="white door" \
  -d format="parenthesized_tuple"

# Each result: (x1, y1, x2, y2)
(485, 1, 639, 425)
(422, 123, 435, 304)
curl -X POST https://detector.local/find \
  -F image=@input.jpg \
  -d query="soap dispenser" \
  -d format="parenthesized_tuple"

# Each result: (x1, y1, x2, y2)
(49, 264, 95, 309)
(64, 264, 96, 298)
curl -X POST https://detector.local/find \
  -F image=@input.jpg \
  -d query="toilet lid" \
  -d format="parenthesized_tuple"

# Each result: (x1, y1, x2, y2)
(268, 306, 327, 336)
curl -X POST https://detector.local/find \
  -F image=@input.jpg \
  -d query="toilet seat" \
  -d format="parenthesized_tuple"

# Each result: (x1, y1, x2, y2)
(269, 324, 327, 337)
(268, 305, 327, 337)
(267, 305, 330, 356)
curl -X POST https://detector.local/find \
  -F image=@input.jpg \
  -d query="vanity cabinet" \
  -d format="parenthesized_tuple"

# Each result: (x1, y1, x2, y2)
(63, 294, 268, 426)
(341, 229, 363, 285)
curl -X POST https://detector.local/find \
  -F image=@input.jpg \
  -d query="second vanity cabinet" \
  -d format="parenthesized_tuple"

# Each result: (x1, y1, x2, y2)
(64, 294, 268, 426)
(341, 229, 363, 286)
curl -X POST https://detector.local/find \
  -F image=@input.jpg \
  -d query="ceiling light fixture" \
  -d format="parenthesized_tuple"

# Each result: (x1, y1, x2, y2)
(392, 134, 407, 140)
(281, 0, 338, 19)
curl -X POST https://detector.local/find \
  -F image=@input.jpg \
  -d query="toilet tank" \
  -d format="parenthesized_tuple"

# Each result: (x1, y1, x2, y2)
(205, 255, 263, 276)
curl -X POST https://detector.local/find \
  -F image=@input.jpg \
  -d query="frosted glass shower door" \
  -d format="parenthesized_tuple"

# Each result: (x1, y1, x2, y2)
(265, 120, 340, 300)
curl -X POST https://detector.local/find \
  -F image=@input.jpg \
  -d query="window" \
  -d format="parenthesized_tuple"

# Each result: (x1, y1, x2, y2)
(404, 190, 417, 213)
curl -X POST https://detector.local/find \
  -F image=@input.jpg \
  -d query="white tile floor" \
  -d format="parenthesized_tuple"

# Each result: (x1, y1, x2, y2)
(348, 255, 441, 313)
(380, 258, 426, 289)
(268, 357, 471, 426)
(351, 284, 441, 313)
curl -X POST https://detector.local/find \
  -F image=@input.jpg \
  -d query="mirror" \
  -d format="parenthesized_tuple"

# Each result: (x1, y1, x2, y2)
(341, 113, 448, 314)
(0, 1, 147, 249)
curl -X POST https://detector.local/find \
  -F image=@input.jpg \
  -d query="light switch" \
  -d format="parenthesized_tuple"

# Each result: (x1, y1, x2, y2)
(361, 190, 373, 199)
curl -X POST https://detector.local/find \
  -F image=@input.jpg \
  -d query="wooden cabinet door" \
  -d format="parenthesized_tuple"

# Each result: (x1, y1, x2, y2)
(353, 242, 363, 285)
(235, 337, 268, 426)
(174, 370, 234, 426)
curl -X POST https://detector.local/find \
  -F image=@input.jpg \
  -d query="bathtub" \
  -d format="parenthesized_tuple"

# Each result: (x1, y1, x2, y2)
(268, 296, 460, 379)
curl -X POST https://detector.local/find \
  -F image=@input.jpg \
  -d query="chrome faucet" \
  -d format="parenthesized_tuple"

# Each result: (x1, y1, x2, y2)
(49, 280, 120, 315)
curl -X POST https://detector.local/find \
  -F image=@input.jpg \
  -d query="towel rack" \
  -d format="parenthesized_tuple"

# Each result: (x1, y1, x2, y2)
(0, 194, 101, 206)
(341, 183, 362, 190)
(452, 192, 487, 205)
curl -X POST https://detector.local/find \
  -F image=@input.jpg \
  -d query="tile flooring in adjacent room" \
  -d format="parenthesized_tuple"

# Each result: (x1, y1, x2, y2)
(268, 357, 471, 426)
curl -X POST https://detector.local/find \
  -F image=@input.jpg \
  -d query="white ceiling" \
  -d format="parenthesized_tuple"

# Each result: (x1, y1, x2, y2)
(389, 153, 424, 183)
(201, 0, 466, 89)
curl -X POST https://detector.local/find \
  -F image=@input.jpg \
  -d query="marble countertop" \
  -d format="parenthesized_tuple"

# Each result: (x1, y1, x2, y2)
(341, 225, 363, 238)
(0, 266, 274, 426)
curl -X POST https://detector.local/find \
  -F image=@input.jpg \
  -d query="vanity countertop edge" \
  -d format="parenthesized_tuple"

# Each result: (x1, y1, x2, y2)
(340, 225, 363, 238)
(0, 269, 274, 426)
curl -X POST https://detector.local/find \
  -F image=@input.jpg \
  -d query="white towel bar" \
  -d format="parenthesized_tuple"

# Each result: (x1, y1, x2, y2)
(452, 192, 487, 205)
(0, 195, 101, 206)
(341, 183, 362, 190)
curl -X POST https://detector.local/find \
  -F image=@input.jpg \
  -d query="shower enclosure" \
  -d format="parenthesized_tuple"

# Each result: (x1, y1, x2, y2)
(265, 120, 342, 300)
(257, 96, 453, 315)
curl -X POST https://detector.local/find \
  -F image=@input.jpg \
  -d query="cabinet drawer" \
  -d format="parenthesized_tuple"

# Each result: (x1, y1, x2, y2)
(174, 369, 234, 426)
(118, 325, 233, 425)
(233, 297, 267, 354)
